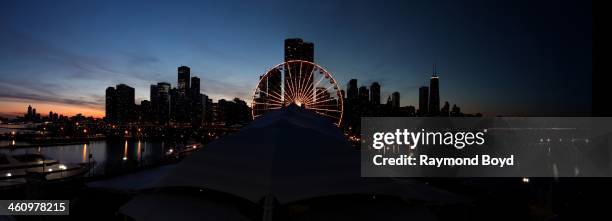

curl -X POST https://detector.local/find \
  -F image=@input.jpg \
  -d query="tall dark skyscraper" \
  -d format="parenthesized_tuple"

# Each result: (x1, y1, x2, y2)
(284, 38, 314, 62)
(191, 76, 200, 96)
(347, 79, 358, 100)
(26, 105, 33, 120)
(419, 86, 429, 115)
(191, 76, 203, 126)
(115, 84, 135, 122)
(156, 82, 171, 124)
(370, 82, 381, 105)
(175, 66, 191, 123)
(150, 84, 159, 105)
(177, 66, 191, 95)
(391, 92, 400, 110)
(358, 86, 369, 102)
(284, 38, 314, 105)
(105, 87, 116, 122)
(106, 84, 135, 123)
(428, 65, 440, 116)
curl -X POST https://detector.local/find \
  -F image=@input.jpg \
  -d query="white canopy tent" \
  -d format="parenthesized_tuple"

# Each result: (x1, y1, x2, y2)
(120, 104, 466, 220)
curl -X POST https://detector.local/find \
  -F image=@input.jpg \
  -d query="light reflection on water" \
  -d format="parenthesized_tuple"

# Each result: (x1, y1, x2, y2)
(0, 140, 171, 176)
(82, 144, 87, 162)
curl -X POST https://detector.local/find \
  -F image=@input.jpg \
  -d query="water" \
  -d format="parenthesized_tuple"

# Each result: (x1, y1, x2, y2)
(0, 140, 173, 176)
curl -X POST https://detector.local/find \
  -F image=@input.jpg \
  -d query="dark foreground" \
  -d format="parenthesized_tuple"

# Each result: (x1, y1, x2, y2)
(1, 177, 609, 221)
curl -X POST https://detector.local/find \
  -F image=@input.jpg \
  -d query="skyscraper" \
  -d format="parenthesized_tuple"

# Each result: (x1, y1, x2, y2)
(347, 79, 358, 100)
(176, 66, 191, 123)
(391, 92, 400, 110)
(106, 84, 135, 123)
(156, 82, 171, 124)
(358, 86, 369, 102)
(115, 84, 135, 122)
(105, 87, 116, 122)
(428, 65, 440, 116)
(370, 82, 381, 105)
(419, 86, 429, 116)
(150, 84, 159, 106)
(191, 76, 203, 126)
(150, 84, 159, 120)
(284, 38, 314, 62)
(26, 105, 33, 120)
(177, 66, 191, 95)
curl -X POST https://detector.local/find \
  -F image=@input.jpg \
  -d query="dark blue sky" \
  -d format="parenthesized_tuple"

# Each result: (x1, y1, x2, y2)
(0, 0, 592, 117)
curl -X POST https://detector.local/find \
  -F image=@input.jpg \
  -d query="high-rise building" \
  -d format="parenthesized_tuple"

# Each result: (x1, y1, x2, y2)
(150, 84, 159, 105)
(370, 82, 381, 105)
(191, 76, 203, 126)
(25, 105, 33, 121)
(156, 82, 171, 124)
(429, 65, 440, 116)
(347, 79, 358, 100)
(169, 87, 179, 122)
(176, 66, 191, 123)
(115, 84, 135, 122)
(391, 92, 400, 110)
(419, 86, 429, 116)
(177, 66, 191, 95)
(150, 82, 170, 124)
(191, 76, 200, 95)
(150, 84, 159, 120)
(202, 94, 211, 125)
(105, 87, 116, 122)
(284, 38, 314, 62)
(106, 84, 135, 123)
(358, 86, 369, 102)
(140, 100, 152, 122)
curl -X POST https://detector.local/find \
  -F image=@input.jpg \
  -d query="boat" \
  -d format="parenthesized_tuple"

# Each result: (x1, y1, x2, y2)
(0, 153, 89, 188)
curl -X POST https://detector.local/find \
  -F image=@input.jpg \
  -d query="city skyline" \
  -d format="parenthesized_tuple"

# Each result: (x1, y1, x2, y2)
(0, 0, 592, 118)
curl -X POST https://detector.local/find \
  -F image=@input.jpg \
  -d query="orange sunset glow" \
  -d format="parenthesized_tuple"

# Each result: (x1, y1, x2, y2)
(0, 100, 104, 118)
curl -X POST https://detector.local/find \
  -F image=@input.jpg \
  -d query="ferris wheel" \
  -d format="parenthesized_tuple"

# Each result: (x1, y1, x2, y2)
(251, 60, 344, 126)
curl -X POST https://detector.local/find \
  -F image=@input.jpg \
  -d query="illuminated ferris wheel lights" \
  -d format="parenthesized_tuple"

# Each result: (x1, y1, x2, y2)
(252, 60, 344, 126)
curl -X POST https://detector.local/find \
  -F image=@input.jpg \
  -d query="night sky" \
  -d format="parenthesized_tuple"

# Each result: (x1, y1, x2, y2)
(0, 0, 592, 118)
